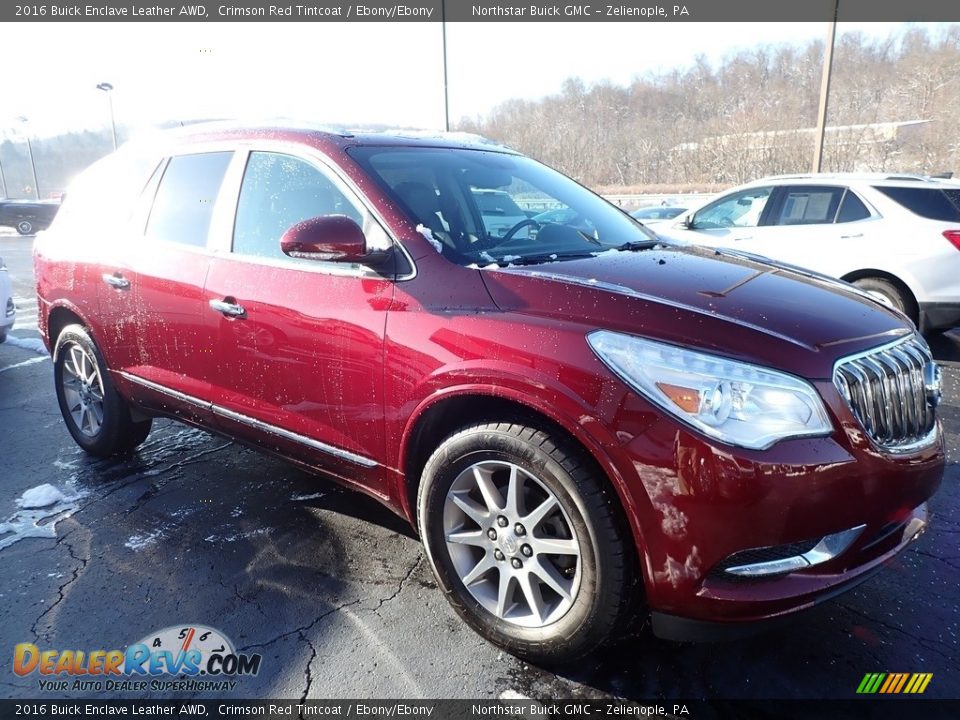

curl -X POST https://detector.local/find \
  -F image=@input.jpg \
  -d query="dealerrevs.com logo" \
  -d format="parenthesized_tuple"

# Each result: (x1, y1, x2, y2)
(13, 625, 262, 693)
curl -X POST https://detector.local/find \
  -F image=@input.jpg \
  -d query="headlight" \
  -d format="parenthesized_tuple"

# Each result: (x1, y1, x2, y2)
(587, 331, 833, 450)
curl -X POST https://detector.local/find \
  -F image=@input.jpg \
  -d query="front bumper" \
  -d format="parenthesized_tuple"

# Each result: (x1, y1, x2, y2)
(604, 389, 944, 634)
(650, 503, 928, 641)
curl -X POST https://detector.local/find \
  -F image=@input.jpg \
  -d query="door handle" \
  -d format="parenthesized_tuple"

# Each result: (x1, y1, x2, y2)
(731, 236, 752, 242)
(840, 233, 864, 239)
(101, 272, 130, 290)
(209, 298, 246, 318)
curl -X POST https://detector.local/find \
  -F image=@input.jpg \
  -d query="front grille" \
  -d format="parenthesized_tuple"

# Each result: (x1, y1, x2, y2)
(833, 335, 935, 452)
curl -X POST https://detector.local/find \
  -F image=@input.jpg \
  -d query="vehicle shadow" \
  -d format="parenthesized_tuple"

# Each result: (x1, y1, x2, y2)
(927, 328, 960, 364)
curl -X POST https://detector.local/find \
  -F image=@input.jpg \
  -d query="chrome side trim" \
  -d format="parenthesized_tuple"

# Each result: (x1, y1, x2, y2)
(120, 372, 212, 410)
(119, 372, 378, 469)
(725, 524, 866, 578)
(211, 405, 377, 468)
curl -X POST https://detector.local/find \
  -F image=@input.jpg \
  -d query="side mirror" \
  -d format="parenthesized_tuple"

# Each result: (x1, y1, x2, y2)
(280, 215, 367, 262)
(681, 214, 694, 230)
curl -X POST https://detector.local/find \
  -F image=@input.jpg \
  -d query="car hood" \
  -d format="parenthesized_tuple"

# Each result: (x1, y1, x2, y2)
(479, 245, 913, 380)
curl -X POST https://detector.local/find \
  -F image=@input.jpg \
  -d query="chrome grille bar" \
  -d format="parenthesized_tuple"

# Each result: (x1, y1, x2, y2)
(834, 335, 937, 453)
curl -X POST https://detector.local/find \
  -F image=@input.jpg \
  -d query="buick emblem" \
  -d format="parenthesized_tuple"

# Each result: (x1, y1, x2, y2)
(923, 362, 942, 409)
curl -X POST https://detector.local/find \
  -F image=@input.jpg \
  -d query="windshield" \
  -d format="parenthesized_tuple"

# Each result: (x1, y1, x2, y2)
(347, 146, 656, 266)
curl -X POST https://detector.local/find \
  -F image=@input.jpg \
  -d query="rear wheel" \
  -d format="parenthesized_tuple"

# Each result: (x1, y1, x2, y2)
(853, 277, 917, 324)
(53, 324, 152, 456)
(417, 422, 632, 663)
(16, 220, 33, 235)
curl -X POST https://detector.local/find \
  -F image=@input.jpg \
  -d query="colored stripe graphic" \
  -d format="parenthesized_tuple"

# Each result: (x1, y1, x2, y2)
(857, 672, 932, 694)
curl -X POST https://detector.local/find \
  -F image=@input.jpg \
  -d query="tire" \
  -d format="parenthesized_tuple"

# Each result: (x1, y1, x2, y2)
(417, 422, 632, 664)
(53, 324, 152, 457)
(853, 277, 917, 324)
(16, 220, 33, 235)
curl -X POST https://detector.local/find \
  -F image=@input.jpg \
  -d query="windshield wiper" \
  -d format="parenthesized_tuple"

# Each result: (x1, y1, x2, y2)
(494, 251, 596, 267)
(615, 239, 660, 252)
(577, 230, 602, 246)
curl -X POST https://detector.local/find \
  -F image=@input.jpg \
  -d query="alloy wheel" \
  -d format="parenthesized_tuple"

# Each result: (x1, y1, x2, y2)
(60, 342, 105, 437)
(442, 460, 582, 628)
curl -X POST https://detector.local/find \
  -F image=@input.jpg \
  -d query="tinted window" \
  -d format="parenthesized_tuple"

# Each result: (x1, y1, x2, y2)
(233, 152, 363, 260)
(772, 187, 843, 225)
(145, 152, 232, 248)
(873, 186, 960, 222)
(836, 191, 871, 223)
(693, 187, 771, 229)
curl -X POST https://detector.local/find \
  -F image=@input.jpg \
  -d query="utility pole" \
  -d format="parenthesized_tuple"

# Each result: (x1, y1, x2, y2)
(442, 0, 450, 131)
(812, 1, 839, 173)
(17, 117, 40, 200)
(97, 82, 118, 151)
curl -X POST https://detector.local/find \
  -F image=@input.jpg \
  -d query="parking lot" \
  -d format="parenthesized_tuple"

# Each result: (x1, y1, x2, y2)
(1, 230, 958, 701)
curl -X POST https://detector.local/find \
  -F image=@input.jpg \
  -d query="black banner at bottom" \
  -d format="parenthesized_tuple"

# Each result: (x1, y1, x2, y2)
(0, 699, 958, 720)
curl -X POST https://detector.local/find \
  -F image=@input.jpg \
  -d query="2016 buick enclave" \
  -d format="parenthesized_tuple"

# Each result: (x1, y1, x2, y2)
(34, 124, 944, 662)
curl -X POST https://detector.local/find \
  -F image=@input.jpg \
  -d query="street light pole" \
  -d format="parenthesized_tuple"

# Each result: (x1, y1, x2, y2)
(97, 82, 118, 151)
(812, 1, 839, 173)
(442, 1, 450, 132)
(17, 116, 40, 200)
(0, 149, 7, 198)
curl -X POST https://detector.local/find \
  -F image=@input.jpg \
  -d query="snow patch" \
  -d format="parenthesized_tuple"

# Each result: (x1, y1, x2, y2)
(501, 255, 521, 263)
(1, 335, 49, 356)
(0, 484, 86, 551)
(416, 224, 443, 254)
(204, 528, 270, 544)
(291, 492, 326, 502)
(17, 484, 69, 509)
(124, 530, 165, 552)
(376, 129, 503, 148)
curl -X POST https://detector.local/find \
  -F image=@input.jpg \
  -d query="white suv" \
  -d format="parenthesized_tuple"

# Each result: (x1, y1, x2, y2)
(656, 173, 960, 333)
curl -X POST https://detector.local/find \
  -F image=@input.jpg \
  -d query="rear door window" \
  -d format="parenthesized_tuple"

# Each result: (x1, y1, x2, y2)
(873, 186, 960, 222)
(835, 190, 871, 223)
(145, 152, 233, 248)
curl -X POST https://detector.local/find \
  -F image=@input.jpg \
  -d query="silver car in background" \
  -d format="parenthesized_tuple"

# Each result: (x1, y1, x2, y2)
(0, 255, 14, 342)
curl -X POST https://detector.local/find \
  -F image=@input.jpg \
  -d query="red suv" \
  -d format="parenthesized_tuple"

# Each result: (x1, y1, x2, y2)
(34, 124, 944, 662)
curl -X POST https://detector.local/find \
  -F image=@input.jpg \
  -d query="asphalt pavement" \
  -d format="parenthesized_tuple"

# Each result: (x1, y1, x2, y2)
(1, 230, 957, 701)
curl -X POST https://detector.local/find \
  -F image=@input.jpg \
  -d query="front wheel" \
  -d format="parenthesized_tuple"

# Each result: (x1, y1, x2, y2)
(54, 324, 152, 456)
(417, 422, 633, 663)
(853, 277, 917, 324)
(16, 220, 33, 235)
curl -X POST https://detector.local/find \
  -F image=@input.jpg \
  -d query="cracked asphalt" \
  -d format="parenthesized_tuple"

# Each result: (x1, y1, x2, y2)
(1, 231, 958, 701)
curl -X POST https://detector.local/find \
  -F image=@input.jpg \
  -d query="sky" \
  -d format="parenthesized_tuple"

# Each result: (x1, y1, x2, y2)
(0, 21, 951, 140)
